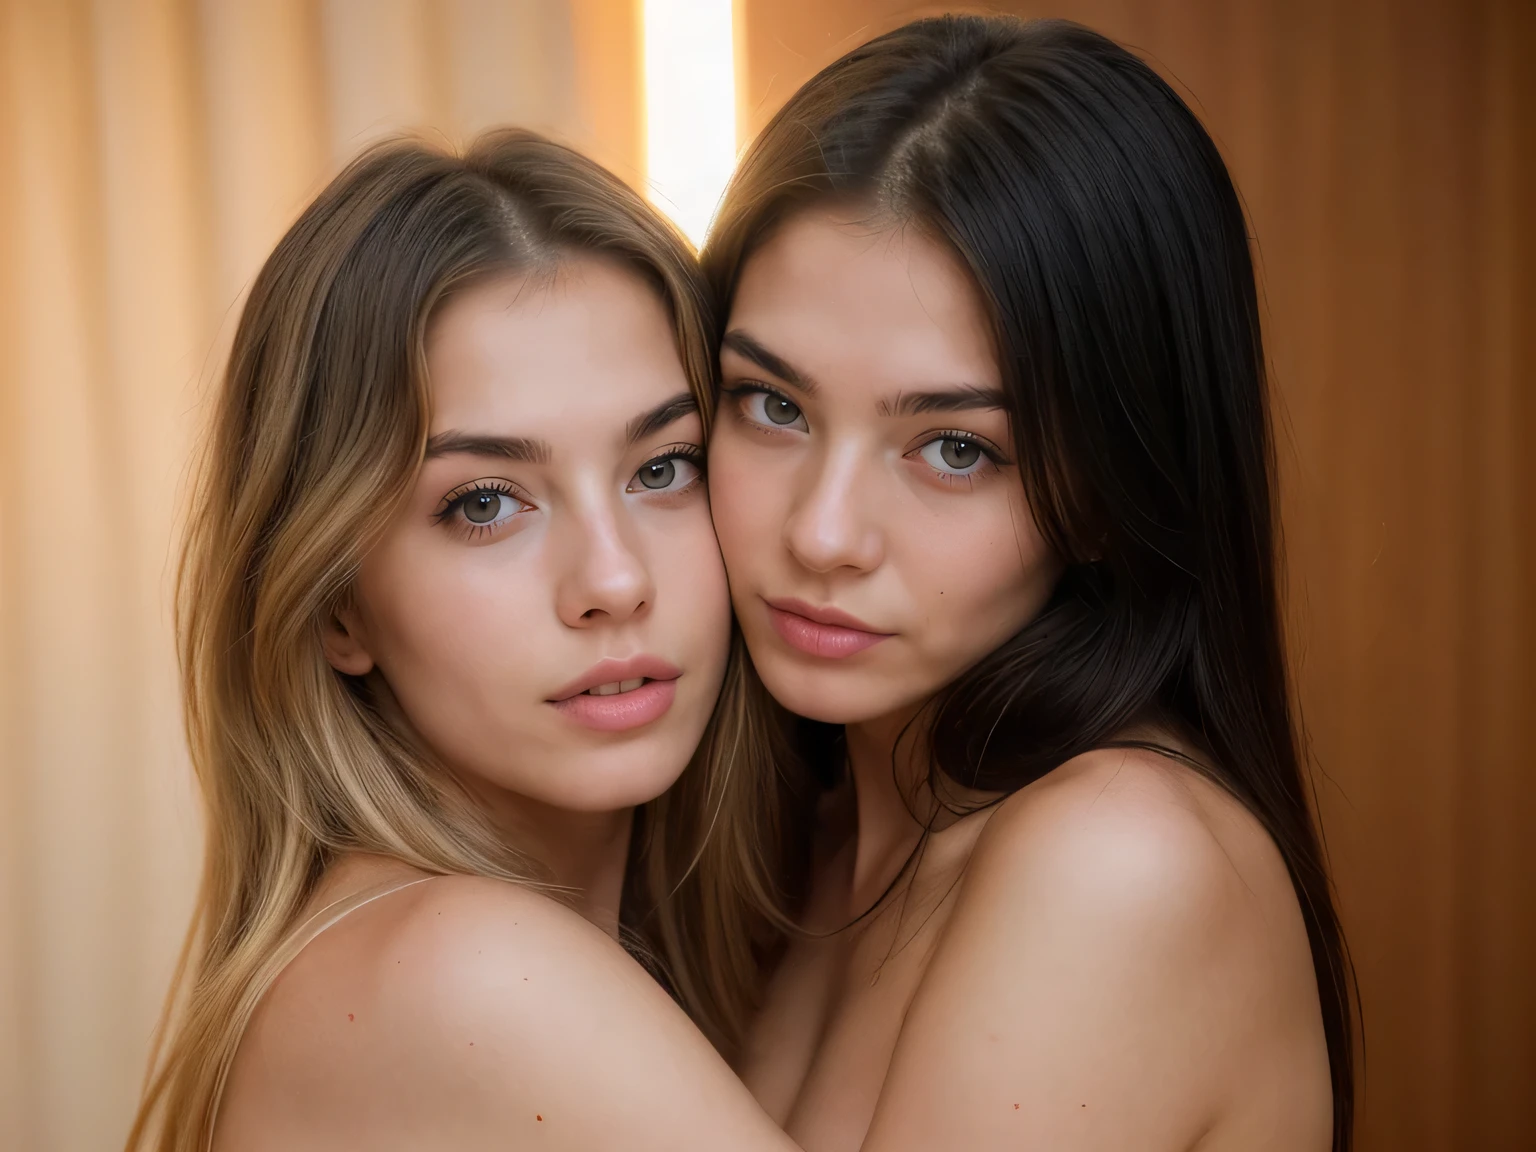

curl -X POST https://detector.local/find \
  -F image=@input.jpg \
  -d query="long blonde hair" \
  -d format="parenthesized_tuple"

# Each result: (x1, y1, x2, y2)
(129, 131, 798, 1151)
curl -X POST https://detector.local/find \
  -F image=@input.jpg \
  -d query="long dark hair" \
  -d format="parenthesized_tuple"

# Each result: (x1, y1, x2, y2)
(703, 15, 1355, 1148)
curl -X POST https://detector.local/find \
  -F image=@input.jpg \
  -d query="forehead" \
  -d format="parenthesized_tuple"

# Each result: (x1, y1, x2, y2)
(727, 208, 999, 391)
(425, 255, 685, 435)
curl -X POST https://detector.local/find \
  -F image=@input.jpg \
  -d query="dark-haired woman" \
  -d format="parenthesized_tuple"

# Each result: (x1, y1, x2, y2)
(704, 16, 1353, 1152)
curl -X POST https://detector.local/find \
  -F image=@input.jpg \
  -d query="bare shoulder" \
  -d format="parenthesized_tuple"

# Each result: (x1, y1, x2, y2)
(265, 872, 651, 1039)
(220, 877, 635, 1143)
(966, 744, 1296, 937)
(356, 872, 649, 1015)
(862, 746, 1331, 1151)
(219, 875, 792, 1151)
(957, 744, 1326, 1029)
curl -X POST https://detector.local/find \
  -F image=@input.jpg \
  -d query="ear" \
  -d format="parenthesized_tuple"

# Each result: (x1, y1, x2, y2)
(321, 601, 375, 677)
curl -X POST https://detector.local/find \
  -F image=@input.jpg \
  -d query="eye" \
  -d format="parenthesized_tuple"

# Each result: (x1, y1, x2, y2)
(462, 491, 513, 523)
(436, 480, 531, 537)
(737, 387, 808, 432)
(917, 436, 989, 476)
(628, 451, 702, 494)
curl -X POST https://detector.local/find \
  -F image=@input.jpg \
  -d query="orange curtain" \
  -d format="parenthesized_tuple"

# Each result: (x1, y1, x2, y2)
(0, 2, 639, 1148)
(736, 3, 1536, 1150)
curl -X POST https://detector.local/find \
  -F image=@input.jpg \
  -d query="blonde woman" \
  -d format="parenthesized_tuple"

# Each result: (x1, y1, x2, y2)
(129, 132, 800, 1151)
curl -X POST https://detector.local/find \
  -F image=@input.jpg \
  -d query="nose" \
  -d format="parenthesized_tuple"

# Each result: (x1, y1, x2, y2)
(554, 493, 655, 628)
(783, 439, 885, 575)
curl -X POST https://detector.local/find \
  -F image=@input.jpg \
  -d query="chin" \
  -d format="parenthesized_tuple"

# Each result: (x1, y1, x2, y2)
(544, 736, 699, 811)
(750, 657, 893, 727)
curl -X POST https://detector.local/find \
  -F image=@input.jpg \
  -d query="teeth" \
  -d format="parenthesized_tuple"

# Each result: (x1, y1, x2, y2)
(585, 678, 647, 697)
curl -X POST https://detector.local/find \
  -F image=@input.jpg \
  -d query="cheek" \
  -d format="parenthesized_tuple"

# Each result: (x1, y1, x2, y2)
(906, 490, 1057, 658)
(707, 438, 791, 582)
(654, 504, 733, 643)
(352, 535, 541, 738)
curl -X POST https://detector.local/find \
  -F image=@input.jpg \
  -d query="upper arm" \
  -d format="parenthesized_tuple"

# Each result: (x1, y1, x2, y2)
(862, 756, 1297, 1152)
(247, 877, 798, 1152)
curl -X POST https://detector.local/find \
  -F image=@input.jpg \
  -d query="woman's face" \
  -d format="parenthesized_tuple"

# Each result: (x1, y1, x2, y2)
(325, 255, 731, 813)
(708, 209, 1061, 727)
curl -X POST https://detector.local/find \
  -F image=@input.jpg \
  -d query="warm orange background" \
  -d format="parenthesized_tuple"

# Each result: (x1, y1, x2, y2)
(2, 2, 1531, 1150)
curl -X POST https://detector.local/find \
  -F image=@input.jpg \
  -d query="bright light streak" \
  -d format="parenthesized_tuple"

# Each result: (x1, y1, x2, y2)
(642, 0, 737, 249)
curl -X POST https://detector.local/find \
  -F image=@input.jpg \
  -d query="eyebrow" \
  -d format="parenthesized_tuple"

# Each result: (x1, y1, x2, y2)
(626, 392, 699, 446)
(424, 431, 551, 464)
(881, 386, 1008, 417)
(422, 392, 699, 465)
(724, 329, 1003, 418)
(721, 330, 819, 396)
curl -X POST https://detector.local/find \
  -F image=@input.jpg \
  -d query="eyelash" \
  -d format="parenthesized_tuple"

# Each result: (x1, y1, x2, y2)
(726, 381, 1008, 486)
(433, 477, 531, 541)
(911, 429, 1010, 486)
(722, 382, 804, 430)
(628, 444, 707, 495)
(432, 445, 705, 541)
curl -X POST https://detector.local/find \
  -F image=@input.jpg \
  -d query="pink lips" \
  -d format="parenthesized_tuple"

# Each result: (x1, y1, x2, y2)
(548, 655, 682, 733)
(765, 598, 893, 660)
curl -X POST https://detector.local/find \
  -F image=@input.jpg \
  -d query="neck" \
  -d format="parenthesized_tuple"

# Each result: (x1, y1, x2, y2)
(464, 778, 635, 940)
(843, 706, 931, 908)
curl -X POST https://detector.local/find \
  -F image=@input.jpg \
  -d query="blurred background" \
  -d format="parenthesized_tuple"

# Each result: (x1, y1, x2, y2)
(0, 1, 1530, 1149)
